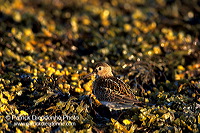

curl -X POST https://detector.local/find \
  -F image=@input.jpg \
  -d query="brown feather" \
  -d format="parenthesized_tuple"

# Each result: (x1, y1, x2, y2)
(93, 77, 140, 104)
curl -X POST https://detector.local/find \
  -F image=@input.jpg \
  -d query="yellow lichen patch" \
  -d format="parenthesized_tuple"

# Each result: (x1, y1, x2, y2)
(56, 64, 63, 69)
(185, 35, 192, 43)
(91, 94, 102, 105)
(90, 75, 96, 81)
(0, 105, 6, 112)
(77, 64, 83, 70)
(68, 66, 73, 71)
(160, 41, 169, 47)
(71, 16, 78, 32)
(47, 20, 56, 32)
(23, 66, 31, 73)
(32, 76, 38, 80)
(13, 11, 22, 22)
(147, 50, 153, 56)
(175, 73, 185, 80)
(165, 80, 170, 84)
(166, 30, 177, 39)
(83, 81, 93, 92)
(63, 68, 70, 76)
(178, 84, 184, 92)
(1, 97, 8, 104)
(71, 82, 77, 86)
(24, 56, 34, 62)
(132, 27, 140, 35)
(40, 44, 47, 53)
(75, 87, 84, 93)
(64, 83, 71, 89)
(188, 63, 200, 70)
(194, 63, 200, 69)
(71, 73, 79, 81)
(139, 109, 148, 121)
(137, 36, 143, 43)
(177, 65, 185, 71)
(3, 91, 15, 101)
(11, 27, 17, 35)
(46, 67, 56, 76)
(101, 19, 110, 27)
(148, 115, 157, 125)
(23, 28, 34, 37)
(147, 90, 151, 95)
(20, 110, 29, 116)
(12, 0, 24, 9)
(198, 114, 200, 124)
(0, 84, 4, 89)
(15, 109, 19, 114)
(161, 112, 171, 120)
(153, 46, 162, 54)
(111, 118, 129, 132)
(16, 128, 22, 133)
(133, 20, 142, 28)
(42, 28, 52, 37)
(58, 83, 64, 89)
(0, 116, 3, 123)
(100, 9, 110, 20)
(79, 71, 88, 78)
(39, 68, 46, 73)
(55, 70, 63, 76)
(82, 17, 91, 25)
(61, 84, 71, 93)
(124, 24, 132, 32)
(148, 22, 157, 30)
(5, 48, 20, 61)
(29, 120, 36, 128)
(192, 93, 196, 98)
(144, 98, 149, 103)
(123, 119, 132, 125)
(132, 9, 145, 20)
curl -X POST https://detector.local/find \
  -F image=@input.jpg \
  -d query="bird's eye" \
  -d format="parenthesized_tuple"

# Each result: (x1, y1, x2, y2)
(98, 67, 102, 70)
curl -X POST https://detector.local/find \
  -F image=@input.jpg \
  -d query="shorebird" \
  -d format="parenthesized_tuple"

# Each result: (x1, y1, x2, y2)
(83, 62, 141, 110)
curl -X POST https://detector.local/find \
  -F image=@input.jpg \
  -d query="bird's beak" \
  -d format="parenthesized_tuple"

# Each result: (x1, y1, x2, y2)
(81, 71, 95, 79)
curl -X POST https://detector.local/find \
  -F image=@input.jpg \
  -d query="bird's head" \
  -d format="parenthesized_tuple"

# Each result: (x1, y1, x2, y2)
(93, 62, 113, 78)
(82, 62, 113, 79)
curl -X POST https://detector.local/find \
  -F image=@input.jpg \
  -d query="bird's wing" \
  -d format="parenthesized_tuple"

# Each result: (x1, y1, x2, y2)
(100, 77, 139, 103)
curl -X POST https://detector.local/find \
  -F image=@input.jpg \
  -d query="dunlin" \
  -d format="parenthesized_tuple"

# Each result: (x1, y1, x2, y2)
(84, 62, 141, 110)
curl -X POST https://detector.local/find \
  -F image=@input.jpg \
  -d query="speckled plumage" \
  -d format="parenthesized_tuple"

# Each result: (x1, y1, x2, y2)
(93, 76, 135, 103)
(85, 62, 141, 110)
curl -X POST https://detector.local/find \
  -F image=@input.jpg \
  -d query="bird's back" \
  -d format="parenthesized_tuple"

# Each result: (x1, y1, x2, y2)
(93, 77, 138, 104)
